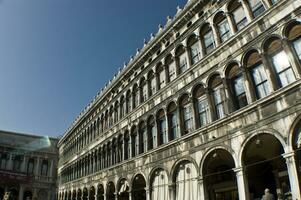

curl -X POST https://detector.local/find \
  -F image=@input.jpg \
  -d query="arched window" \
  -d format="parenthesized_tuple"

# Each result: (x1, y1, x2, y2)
(187, 35, 201, 65)
(133, 84, 139, 109)
(264, 37, 296, 88)
(179, 94, 193, 135)
(117, 136, 123, 163)
(226, 63, 248, 109)
(109, 107, 114, 128)
(0, 153, 7, 170)
(104, 111, 109, 130)
(126, 90, 132, 113)
(214, 12, 231, 43)
(286, 21, 301, 61)
(124, 132, 129, 160)
(157, 63, 166, 90)
(140, 78, 148, 103)
(165, 54, 177, 82)
(114, 102, 119, 123)
(13, 155, 22, 172)
(209, 75, 226, 120)
(139, 122, 147, 154)
(168, 102, 179, 141)
(247, 0, 265, 18)
(27, 158, 35, 174)
(41, 160, 49, 176)
(200, 23, 215, 55)
(157, 109, 167, 146)
(228, 0, 247, 31)
(148, 71, 156, 97)
(193, 85, 209, 128)
(176, 45, 188, 74)
(131, 126, 139, 157)
(244, 50, 270, 99)
(148, 116, 156, 150)
(120, 96, 126, 118)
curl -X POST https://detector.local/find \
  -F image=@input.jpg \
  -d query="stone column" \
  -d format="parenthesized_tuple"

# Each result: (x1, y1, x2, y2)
(49, 160, 54, 178)
(242, 67, 257, 103)
(21, 156, 28, 173)
(211, 22, 221, 47)
(7, 154, 13, 170)
(184, 46, 191, 69)
(168, 184, 174, 200)
(240, 0, 253, 22)
(283, 152, 301, 200)
(128, 191, 132, 200)
(262, 0, 272, 8)
(225, 12, 236, 34)
(198, 177, 205, 200)
(18, 185, 24, 200)
(205, 88, 215, 122)
(164, 65, 170, 84)
(260, 53, 278, 91)
(145, 187, 150, 200)
(222, 78, 235, 114)
(197, 35, 205, 59)
(34, 157, 41, 177)
(234, 167, 249, 200)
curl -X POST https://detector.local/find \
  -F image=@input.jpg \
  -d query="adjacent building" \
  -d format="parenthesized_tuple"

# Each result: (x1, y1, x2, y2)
(58, 0, 301, 199)
(0, 130, 59, 200)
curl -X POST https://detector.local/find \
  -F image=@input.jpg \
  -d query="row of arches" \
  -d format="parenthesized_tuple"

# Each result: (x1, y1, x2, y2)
(60, 116, 301, 200)
(61, 0, 283, 160)
(60, 18, 301, 184)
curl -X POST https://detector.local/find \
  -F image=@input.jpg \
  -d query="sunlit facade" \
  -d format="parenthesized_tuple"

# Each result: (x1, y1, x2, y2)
(0, 130, 58, 200)
(58, 0, 301, 200)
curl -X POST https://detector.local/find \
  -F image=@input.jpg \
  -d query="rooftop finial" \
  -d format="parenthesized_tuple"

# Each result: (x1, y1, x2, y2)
(177, 6, 182, 14)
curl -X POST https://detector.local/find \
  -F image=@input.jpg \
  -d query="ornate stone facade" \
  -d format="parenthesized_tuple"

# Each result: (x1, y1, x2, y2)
(0, 130, 58, 200)
(58, 0, 301, 199)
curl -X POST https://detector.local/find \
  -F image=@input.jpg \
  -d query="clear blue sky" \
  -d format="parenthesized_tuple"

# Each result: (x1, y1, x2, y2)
(0, 0, 187, 138)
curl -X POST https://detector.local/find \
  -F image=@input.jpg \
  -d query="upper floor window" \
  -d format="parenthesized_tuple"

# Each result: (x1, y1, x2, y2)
(187, 35, 201, 65)
(210, 75, 226, 120)
(248, 0, 265, 18)
(133, 84, 139, 109)
(131, 127, 139, 157)
(176, 45, 188, 74)
(180, 95, 193, 135)
(13, 156, 22, 172)
(227, 63, 248, 109)
(126, 91, 132, 113)
(139, 122, 147, 154)
(265, 37, 296, 88)
(229, 0, 248, 31)
(168, 102, 179, 141)
(201, 23, 215, 55)
(244, 50, 270, 99)
(114, 102, 119, 123)
(41, 160, 49, 176)
(120, 96, 126, 118)
(27, 158, 35, 174)
(157, 110, 167, 146)
(124, 132, 130, 160)
(148, 71, 156, 96)
(0, 153, 7, 170)
(166, 54, 176, 82)
(148, 116, 157, 150)
(140, 78, 148, 103)
(193, 85, 210, 128)
(157, 64, 166, 89)
(286, 21, 301, 61)
(214, 12, 231, 43)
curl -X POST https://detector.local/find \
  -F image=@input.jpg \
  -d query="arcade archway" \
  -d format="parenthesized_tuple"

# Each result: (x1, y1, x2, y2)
(202, 149, 238, 200)
(132, 174, 146, 200)
(106, 182, 116, 200)
(242, 133, 290, 199)
(292, 119, 301, 190)
(23, 191, 33, 200)
(97, 185, 104, 200)
(117, 179, 129, 200)
(150, 169, 168, 200)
